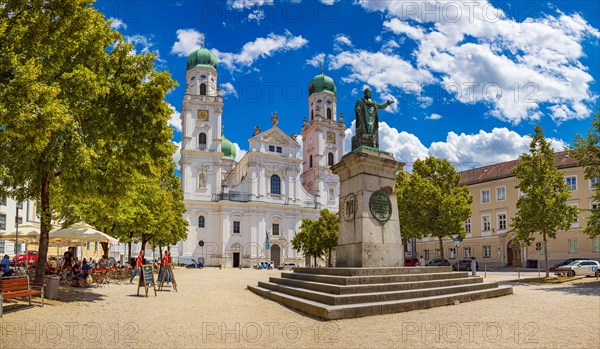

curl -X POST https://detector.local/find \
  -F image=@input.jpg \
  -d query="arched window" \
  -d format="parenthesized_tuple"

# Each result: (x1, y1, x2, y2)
(327, 108, 332, 119)
(328, 152, 334, 166)
(309, 155, 313, 168)
(271, 175, 281, 195)
(311, 110, 314, 120)
(199, 133, 207, 149)
(198, 215, 205, 228)
(200, 83, 207, 96)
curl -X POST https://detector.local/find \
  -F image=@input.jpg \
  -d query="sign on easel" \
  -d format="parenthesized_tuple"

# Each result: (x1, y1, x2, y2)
(158, 264, 177, 292)
(137, 264, 157, 297)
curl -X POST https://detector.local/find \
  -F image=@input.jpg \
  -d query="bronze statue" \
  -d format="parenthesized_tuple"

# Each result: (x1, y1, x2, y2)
(353, 88, 394, 150)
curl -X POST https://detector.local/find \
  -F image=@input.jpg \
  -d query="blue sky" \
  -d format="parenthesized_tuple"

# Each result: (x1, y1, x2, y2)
(95, 0, 599, 169)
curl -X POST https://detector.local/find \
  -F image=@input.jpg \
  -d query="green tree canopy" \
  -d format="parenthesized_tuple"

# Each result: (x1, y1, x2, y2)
(291, 209, 339, 267)
(0, 0, 176, 282)
(512, 125, 579, 277)
(395, 157, 472, 262)
(570, 111, 600, 238)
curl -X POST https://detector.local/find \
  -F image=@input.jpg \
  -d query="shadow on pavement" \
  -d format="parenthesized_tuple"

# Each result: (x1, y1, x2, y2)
(57, 286, 106, 303)
(532, 280, 600, 296)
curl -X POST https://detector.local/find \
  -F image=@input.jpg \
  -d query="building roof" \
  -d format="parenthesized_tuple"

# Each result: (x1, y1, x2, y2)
(187, 48, 218, 71)
(460, 151, 579, 186)
(221, 135, 236, 161)
(308, 72, 336, 96)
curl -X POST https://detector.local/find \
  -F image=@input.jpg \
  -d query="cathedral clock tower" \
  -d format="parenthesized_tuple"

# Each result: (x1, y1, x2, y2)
(300, 69, 345, 208)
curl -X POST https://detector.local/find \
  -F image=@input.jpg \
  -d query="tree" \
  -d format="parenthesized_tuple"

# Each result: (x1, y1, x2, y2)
(512, 125, 579, 277)
(291, 209, 339, 267)
(570, 111, 600, 238)
(0, 0, 176, 282)
(395, 158, 472, 262)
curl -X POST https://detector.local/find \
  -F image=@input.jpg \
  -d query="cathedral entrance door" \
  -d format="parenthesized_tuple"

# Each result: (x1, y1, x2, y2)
(271, 245, 281, 268)
(233, 253, 240, 268)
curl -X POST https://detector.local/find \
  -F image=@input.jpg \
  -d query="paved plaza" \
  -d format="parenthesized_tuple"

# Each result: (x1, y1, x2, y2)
(1, 268, 598, 349)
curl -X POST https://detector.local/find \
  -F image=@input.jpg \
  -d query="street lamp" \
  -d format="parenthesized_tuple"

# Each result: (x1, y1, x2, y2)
(15, 204, 19, 257)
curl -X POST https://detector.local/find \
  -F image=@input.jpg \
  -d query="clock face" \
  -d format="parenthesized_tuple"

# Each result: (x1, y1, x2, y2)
(198, 109, 209, 121)
(327, 132, 336, 143)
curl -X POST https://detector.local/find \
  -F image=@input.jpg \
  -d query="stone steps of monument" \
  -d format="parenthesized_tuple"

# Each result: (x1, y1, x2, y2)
(269, 276, 483, 295)
(247, 284, 513, 320)
(257, 280, 498, 306)
(281, 271, 470, 285)
(293, 266, 452, 276)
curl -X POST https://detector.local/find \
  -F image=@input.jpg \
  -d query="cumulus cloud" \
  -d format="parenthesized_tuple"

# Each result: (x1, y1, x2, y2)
(220, 82, 238, 98)
(334, 34, 353, 50)
(426, 113, 442, 120)
(234, 143, 248, 162)
(109, 17, 127, 30)
(171, 29, 204, 57)
(172, 141, 182, 166)
(215, 31, 308, 71)
(354, 0, 599, 124)
(168, 104, 182, 132)
(320, 0, 339, 5)
(227, 0, 274, 10)
(247, 9, 265, 23)
(306, 53, 325, 68)
(344, 122, 567, 169)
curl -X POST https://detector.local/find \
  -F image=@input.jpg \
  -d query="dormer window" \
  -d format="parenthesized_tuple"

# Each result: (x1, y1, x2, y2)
(200, 83, 207, 96)
(268, 145, 275, 152)
(200, 74, 207, 79)
(276, 146, 282, 153)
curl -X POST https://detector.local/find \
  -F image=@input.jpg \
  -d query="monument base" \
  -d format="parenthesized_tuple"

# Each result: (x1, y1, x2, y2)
(331, 146, 404, 267)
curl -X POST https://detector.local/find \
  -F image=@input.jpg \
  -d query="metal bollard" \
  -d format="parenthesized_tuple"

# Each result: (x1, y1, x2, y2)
(538, 263, 540, 277)
(484, 265, 487, 278)
(518, 267, 520, 279)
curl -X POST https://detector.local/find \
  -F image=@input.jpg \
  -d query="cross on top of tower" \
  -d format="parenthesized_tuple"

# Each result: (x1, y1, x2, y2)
(200, 33, 205, 48)
(320, 61, 324, 74)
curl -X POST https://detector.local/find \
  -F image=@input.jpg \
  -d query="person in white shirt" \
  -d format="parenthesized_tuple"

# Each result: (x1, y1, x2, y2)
(419, 256, 425, 266)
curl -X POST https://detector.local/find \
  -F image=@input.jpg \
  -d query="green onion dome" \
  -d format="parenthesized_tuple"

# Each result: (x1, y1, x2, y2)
(308, 72, 336, 96)
(186, 48, 218, 71)
(221, 135, 236, 161)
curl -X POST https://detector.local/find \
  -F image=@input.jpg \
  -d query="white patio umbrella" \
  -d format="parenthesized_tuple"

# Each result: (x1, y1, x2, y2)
(49, 222, 119, 245)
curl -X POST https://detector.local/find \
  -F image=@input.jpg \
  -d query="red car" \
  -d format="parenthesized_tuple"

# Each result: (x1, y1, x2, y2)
(12, 250, 39, 265)
(404, 258, 419, 266)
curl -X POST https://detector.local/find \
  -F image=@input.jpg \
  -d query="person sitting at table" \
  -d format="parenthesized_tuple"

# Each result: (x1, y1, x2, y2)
(1, 254, 15, 277)
(74, 259, 92, 286)
(98, 255, 108, 268)
(63, 251, 73, 270)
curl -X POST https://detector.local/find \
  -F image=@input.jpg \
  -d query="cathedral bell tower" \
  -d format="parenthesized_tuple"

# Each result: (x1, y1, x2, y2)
(300, 67, 345, 207)
(180, 35, 225, 197)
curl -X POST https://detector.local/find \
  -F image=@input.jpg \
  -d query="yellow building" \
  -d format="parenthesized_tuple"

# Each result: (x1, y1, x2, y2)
(415, 151, 600, 268)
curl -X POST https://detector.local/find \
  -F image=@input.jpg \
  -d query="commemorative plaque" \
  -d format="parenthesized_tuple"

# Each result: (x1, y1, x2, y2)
(369, 190, 392, 224)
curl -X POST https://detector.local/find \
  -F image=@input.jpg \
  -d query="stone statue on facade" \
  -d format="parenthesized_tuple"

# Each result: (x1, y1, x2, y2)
(271, 112, 279, 127)
(352, 88, 394, 150)
(253, 125, 261, 136)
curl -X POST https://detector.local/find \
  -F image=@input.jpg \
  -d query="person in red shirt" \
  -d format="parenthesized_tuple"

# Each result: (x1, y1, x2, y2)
(162, 250, 171, 284)
(129, 250, 144, 284)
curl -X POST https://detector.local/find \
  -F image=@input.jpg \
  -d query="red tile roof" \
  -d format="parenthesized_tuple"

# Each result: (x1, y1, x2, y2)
(460, 151, 579, 186)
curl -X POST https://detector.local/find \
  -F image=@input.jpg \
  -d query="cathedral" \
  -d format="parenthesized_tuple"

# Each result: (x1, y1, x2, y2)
(176, 44, 346, 267)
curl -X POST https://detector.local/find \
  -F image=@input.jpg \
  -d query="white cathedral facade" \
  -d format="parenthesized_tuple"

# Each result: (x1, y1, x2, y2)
(176, 45, 346, 267)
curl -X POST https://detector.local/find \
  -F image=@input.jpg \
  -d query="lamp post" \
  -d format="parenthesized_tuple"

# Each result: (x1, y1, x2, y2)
(15, 204, 19, 257)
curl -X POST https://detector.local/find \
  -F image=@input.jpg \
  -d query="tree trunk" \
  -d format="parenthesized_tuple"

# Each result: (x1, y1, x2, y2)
(141, 235, 148, 251)
(100, 242, 109, 257)
(543, 232, 549, 277)
(328, 249, 332, 267)
(438, 236, 445, 262)
(314, 255, 317, 267)
(159, 246, 163, 260)
(34, 171, 52, 283)
(127, 240, 132, 264)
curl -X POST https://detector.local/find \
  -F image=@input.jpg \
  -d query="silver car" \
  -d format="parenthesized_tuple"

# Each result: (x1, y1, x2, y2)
(556, 260, 600, 277)
(278, 262, 298, 270)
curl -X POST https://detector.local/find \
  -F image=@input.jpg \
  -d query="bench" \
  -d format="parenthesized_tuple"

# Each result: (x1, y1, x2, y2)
(0, 276, 44, 317)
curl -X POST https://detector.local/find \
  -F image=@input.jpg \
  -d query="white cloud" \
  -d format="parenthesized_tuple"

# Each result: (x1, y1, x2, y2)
(109, 17, 127, 30)
(215, 31, 308, 71)
(334, 34, 353, 48)
(247, 9, 265, 23)
(171, 29, 205, 57)
(168, 104, 182, 132)
(220, 82, 238, 98)
(355, 0, 599, 123)
(172, 141, 182, 166)
(344, 122, 567, 169)
(320, 0, 339, 5)
(426, 113, 442, 120)
(234, 143, 247, 162)
(227, 0, 273, 10)
(306, 53, 325, 68)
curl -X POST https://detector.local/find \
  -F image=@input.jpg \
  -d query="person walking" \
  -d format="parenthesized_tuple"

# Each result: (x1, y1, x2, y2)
(162, 250, 171, 284)
(471, 256, 477, 276)
(129, 250, 144, 284)
(419, 255, 425, 267)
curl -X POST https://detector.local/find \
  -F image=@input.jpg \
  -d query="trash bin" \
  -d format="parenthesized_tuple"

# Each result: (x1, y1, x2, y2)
(44, 276, 60, 300)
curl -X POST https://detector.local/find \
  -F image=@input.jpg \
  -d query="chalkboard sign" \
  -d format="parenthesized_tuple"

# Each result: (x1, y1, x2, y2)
(158, 264, 178, 292)
(137, 264, 157, 297)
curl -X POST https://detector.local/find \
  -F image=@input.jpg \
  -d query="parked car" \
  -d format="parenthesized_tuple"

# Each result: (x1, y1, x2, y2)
(426, 259, 450, 266)
(550, 258, 590, 272)
(404, 258, 419, 266)
(278, 262, 298, 270)
(452, 259, 479, 271)
(555, 260, 600, 277)
(185, 258, 204, 269)
(254, 261, 274, 270)
(177, 256, 195, 267)
(12, 250, 39, 265)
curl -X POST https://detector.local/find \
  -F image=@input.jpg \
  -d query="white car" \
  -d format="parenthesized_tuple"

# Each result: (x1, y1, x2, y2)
(278, 262, 298, 270)
(556, 260, 600, 277)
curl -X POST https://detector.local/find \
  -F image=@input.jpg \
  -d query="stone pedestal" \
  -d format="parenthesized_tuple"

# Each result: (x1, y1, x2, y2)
(331, 147, 405, 267)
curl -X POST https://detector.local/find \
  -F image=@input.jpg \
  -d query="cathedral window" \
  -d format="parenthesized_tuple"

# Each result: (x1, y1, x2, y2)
(327, 108, 332, 119)
(309, 155, 313, 168)
(199, 133, 207, 149)
(271, 175, 281, 195)
(200, 83, 207, 96)
(233, 221, 240, 234)
(272, 223, 280, 235)
(311, 110, 314, 120)
(328, 152, 334, 166)
(198, 216, 205, 228)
